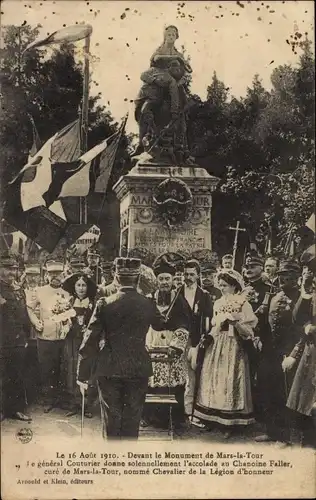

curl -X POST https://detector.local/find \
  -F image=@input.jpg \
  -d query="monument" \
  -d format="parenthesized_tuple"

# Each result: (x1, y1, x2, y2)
(113, 25, 219, 261)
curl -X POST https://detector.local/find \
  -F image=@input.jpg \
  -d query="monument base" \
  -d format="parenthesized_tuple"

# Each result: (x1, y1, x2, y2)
(113, 162, 219, 259)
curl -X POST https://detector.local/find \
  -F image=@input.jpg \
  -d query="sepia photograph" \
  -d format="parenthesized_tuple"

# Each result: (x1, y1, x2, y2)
(0, 1, 315, 499)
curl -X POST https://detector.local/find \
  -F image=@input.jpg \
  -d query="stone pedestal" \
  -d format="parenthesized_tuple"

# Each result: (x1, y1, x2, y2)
(113, 163, 219, 258)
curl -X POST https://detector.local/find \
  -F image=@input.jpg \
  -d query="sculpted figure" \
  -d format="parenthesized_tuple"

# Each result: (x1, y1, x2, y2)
(133, 25, 194, 165)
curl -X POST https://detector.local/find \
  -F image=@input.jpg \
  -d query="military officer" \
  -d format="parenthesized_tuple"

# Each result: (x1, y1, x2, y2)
(83, 250, 103, 285)
(243, 253, 273, 412)
(0, 251, 31, 421)
(77, 257, 165, 440)
(27, 260, 70, 412)
(255, 260, 301, 444)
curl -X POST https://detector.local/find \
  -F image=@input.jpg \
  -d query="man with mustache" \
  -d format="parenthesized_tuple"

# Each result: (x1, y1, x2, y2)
(0, 251, 32, 422)
(242, 254, 275, 422)
(262, 256, 279, 288)
(27, 260, 70, 412)
(255, 260, 301, 445)
(179, 259, 213, 426)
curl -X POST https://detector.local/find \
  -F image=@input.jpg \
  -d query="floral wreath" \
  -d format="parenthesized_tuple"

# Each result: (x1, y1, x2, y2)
(152, 178, 192, 228)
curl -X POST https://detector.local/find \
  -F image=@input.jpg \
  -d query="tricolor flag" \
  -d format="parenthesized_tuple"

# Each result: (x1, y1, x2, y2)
(23, 24, 93, 53)
(42, 114, 128, 206)
(42, 139, 110, 207)
(10, 120, 80, 218)
(94, 115, 128, 193)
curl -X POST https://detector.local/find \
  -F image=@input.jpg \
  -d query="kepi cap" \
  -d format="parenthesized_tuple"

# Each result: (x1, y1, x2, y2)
(277, 260, 301, 275)
(245, 253, 264, 267)
(0, 250, 18, 268)
(115, 257, 141, 277)
(45, 260, 64, 273)
(24, 263, 41, 275)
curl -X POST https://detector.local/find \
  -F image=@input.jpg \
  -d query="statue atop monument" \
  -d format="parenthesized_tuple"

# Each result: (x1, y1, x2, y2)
(132, 25, 195, 165)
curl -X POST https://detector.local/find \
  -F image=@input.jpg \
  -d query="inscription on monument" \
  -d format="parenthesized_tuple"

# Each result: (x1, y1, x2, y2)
(133, 226, 207, 254)
(130, 194, 210, 207)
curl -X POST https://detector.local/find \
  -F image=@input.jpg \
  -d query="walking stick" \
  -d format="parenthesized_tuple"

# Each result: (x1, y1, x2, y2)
(81, 388, 85, 438)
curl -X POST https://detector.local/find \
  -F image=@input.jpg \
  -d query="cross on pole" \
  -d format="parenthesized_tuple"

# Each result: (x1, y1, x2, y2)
(229, 221, 246, 269)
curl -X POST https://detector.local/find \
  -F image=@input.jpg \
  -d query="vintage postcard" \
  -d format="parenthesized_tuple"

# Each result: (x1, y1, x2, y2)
(0, 0, 315, 499)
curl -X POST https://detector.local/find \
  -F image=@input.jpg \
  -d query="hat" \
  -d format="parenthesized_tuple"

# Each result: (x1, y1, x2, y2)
(87, 250, 100, 257)
(201, 262, 217, 273)
(69, 257, 86, 270)
(62, 272, 97, 299)
(217, 269, 245, 290)
(222, 254, 233, 260)
(45, 260, 64, 273)
(277, 260, 301, 275)
(300, 244, 316, 266)
(115, 257, 141, 277)
(245, 254, 264, 267)
(24, 263, 41, 275)
(0, 250, 18, 268)
(175, 261, 184, 273)
(154, 261, 176, 277)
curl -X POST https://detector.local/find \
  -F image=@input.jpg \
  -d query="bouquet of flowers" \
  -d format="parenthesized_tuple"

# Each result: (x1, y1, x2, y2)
(214, 294, 246, 336)
(51, 293, 76, 339)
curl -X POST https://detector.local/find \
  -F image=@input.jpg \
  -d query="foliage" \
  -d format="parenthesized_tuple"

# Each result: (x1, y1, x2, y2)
(0, 24, 131, 214)
(1, 24, 314, 261)
(187, 40, 315, 255)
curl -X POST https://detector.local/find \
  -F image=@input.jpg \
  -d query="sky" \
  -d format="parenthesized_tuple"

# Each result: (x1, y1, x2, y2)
(1, 0, 314, 133)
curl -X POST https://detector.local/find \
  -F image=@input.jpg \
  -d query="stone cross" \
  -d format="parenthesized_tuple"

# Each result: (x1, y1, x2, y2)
(229, 221, 246, 269)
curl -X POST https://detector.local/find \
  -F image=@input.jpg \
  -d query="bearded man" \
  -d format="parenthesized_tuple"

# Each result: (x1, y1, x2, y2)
(144, 261, 191, 430)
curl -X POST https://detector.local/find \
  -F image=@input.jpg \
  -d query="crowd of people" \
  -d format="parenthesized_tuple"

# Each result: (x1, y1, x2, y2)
(0, 245, 315, 447)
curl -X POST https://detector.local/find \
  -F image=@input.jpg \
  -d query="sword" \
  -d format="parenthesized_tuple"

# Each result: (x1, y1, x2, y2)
(162, 286, 183, 323)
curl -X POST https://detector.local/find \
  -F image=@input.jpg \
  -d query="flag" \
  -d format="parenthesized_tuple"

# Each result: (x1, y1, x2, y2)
(10, 120, 80, 219)
(94, 115, 128, 193)
(42, 138, 111, 207)
(23, 24, 93, 53)
(306, 213, 315, 233)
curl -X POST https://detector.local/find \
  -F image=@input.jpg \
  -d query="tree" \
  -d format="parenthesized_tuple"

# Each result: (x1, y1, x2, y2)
(0, 23, 132, 259)
(0, 23, 132, 193)
(219, 40, 315, 254)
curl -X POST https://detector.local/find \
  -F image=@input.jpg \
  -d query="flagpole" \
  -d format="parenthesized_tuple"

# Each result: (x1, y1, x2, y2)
(80, 34, 91, 224)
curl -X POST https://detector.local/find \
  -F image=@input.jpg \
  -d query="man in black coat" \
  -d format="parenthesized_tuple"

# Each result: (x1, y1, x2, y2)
(255, 260, 301, 444)
(178, 259, 213, 425)
(243, 254, 274, 416)
(77, 257, 164, 440)
(0, 251, 31, 421)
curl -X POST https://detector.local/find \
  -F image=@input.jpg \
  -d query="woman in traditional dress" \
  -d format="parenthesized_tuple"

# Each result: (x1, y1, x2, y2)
(194, 270, 257, 437)
(61, 272, 97, 417)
